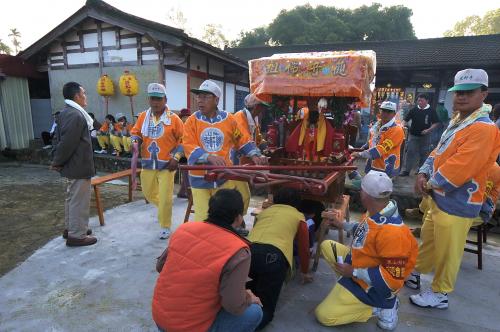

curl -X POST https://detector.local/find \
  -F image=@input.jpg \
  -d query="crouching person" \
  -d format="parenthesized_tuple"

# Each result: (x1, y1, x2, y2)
(152, 189, 263, 332)
(316, 171, 418, 330)
(247, 187, 313, 330)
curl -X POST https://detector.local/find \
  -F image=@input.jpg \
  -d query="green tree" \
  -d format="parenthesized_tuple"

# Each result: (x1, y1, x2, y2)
(231, 3, 416, 47)
(201, 24, 228, 49)
(166, 8, 191, 35)
(444, 9, 500, 36)
(0, 39, 12, 54)
(230, 27, 271, 47)
(8, 28, 21, 54)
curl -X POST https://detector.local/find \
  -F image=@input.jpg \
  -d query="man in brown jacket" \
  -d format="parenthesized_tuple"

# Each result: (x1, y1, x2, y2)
(51, 82, 96, 246)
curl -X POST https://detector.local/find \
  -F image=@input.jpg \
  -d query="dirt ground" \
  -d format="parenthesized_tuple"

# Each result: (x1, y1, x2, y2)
(0, 162, 146, 277)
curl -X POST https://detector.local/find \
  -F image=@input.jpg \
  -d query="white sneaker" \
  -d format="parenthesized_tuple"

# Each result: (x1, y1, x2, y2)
(375, 298, 399, 330)
(405, 272, 421, 290)
(95, 149, 107, 154)
(42, 145, 52, 149)
(159, 228, 171, 239)
(410, 289, 448, 309)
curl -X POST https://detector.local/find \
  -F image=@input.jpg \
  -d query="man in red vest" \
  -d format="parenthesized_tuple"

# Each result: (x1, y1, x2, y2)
(152, 189, 263, 332)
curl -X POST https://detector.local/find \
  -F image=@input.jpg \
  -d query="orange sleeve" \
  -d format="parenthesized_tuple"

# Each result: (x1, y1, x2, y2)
(229, 114, 252, 150)
(99, 122, 109, 133)
(182, 115, 204, 163)
(431, 124, 499, 190)
(234, 112, 251, 139)
(376, 127, 404, 158)
(130, 112, 146, 141)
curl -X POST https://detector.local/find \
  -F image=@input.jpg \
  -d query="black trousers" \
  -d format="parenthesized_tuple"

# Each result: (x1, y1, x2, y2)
(247, 243, 289, 330)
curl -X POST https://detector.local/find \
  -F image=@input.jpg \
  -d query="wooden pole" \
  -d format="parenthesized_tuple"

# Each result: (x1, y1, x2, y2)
(129, 96, 135, 120)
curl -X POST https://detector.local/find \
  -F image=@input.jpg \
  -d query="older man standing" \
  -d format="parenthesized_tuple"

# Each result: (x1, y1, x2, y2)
(232, 94, 269, 218)
(352, 101, 405, 178)
(183, 80, 266, 222)
(407, 69, 500, 309)
(316, 171, 418, 330)
(131, 83, 184, 239)
(51, 82, 96, 246)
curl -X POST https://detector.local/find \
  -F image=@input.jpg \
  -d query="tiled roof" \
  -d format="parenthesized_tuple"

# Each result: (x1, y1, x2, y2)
(227, 34, 500, 69)
(20, 0, 247, 69)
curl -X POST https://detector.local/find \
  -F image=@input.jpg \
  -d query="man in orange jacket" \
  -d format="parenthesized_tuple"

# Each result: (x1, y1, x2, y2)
(352, 101, 404, 178)
(407, 68, 500, 309)
(232, 93, 269, 217)
(183, 80, 267, 222)
(317, 171, 418, 330)
(131, 83, 184, 239)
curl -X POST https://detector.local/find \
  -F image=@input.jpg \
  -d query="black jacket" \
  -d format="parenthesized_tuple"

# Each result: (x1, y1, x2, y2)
(52, 105, 95, 179)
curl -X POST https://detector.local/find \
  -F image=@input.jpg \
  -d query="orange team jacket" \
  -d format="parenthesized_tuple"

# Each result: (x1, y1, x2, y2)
(183, 110, 260, 189)
(361, 118, 404, 177)
(117, 122, 133, 136)
(339, 201, 418, 309)
(99, 122, 121, 136)
(130, 109, 184, 170)
(231, 110, 263, 165)
(479, 162, 500, 222)
(420, 112, 500, 218)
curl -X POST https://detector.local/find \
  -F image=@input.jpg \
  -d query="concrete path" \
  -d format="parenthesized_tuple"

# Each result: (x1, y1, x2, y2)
(1, 198, 499, 331)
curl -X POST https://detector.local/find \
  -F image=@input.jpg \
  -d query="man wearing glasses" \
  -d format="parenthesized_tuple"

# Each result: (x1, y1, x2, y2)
(183, 80, 267, 222)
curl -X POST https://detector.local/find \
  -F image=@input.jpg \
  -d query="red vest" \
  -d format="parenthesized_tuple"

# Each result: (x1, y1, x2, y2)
(152, 222, 249, 332)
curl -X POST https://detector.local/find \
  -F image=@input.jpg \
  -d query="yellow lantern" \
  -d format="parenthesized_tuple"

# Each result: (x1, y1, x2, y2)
(119, 70, 139, 96)
(96, 74, 114, 96)
(97, 74, 115, 115)
(119, 70, 139, 121)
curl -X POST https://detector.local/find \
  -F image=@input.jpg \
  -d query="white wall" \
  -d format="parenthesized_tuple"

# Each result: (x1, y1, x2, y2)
(67, 51, 99, 65)
(225, 83, 235, 113)
(165, 69, 187, 111)
(103, 49, 138, 63)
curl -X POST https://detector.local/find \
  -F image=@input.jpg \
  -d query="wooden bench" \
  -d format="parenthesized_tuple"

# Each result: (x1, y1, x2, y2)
(91, 168, 141, 226)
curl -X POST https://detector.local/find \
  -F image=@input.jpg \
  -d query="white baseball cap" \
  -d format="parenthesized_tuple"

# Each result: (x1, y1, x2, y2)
(115, 112, 125, 120)
(448, 68, 488, 92)
(147, 83, 167, 97)
(361, 170, 393, 198)
(380, 101, 397, 112)
(191, 80, 222, 99)
(244, 93, 270, 108)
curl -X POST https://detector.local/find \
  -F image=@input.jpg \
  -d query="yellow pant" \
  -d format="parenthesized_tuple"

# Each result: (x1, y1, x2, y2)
(140, 169, 176, 228)
(315, 240, 372, 326)
(233, 180, 250, 215)
(97, 135, 110, 150)
(110, 135, 132, 153)
(191, 180, 240, 222)
(122, 136, 132, 152)
(419, 195, 431, 216)
(416, 198, 474, 293)
(110, 134, 123, 152)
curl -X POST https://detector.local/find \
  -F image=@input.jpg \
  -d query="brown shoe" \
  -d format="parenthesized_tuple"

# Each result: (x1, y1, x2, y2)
(62, 229, 92, 239)
(66, 236, 97, 247)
